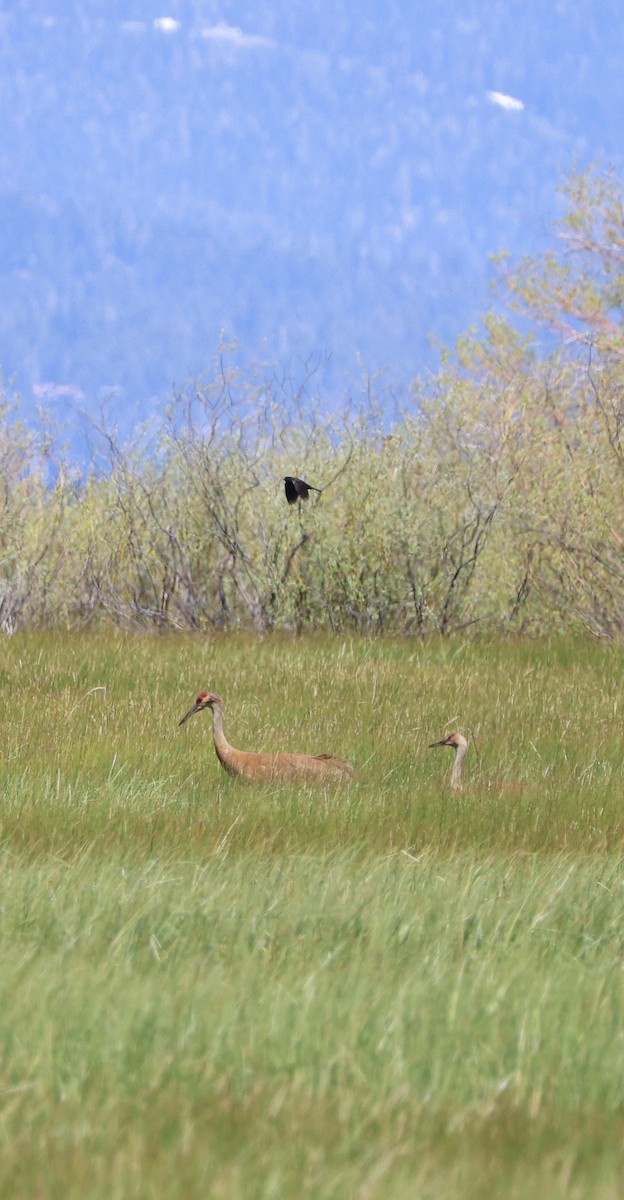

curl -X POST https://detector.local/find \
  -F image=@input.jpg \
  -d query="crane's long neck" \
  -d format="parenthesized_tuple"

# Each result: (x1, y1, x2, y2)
(210, 703, 238, 775)
(451, 742, 467, 790)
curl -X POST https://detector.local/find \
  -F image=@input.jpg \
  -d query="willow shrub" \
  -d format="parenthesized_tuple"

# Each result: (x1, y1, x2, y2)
(0, 362, 584, 636)
(0, 349, 621, 637)
(54, 378, 536, 635)
(1, 166, 623, 636)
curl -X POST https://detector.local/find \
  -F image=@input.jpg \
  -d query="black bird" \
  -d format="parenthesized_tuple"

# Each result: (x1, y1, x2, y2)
(284, 476, 322, 504)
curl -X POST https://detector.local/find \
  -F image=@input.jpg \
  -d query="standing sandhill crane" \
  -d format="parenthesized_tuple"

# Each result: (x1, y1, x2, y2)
(284, 476, 322, 504)
(179, 691, 354, 782)
(428, 731, 468, 790)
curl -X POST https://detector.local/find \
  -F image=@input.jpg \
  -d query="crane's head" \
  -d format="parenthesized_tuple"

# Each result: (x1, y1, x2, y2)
(179, 690, 223, 725)
(428, 731, 468, 752)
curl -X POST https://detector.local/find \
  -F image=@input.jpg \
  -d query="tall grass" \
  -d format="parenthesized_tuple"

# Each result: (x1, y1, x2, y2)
(0, 848, 622, 1198)
(1, 631, 622, 857)
(0, 632, 622, 1197)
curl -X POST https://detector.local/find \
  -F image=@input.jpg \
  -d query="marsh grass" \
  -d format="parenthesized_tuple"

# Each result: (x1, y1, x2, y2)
(0, 632, 623, 1197)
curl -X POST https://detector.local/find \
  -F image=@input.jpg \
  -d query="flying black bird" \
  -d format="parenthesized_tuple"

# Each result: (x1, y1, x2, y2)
(284, 476, 322, 504)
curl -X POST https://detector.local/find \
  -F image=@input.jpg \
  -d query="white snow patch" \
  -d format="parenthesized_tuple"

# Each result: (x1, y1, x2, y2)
(200, 22, 275, 50)
(487, 90, 524, 112)
(153, 17, 181, 35)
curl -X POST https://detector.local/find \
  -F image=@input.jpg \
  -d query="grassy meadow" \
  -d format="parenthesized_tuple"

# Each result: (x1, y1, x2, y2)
(0, 631, 623, 1198)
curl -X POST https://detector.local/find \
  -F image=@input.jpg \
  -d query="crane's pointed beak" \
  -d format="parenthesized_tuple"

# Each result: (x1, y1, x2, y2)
(428, 737, 450, 749)
(179, 703, 201, 726)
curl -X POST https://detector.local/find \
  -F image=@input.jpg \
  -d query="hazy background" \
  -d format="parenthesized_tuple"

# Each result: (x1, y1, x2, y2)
(0, 0, 622, 436)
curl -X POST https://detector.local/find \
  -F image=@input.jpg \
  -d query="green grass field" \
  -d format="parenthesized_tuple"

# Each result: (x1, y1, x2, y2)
(0, 632, 622, 1198)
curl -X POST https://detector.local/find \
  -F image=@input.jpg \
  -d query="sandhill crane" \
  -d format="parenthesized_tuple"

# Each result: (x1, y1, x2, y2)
(429, 731, 468, 790)
(179, 691, 354, 782)
(284, 476, 322, 504)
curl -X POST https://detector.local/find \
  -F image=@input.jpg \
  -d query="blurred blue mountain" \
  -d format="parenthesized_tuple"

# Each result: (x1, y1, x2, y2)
(0, 1, 622, 435)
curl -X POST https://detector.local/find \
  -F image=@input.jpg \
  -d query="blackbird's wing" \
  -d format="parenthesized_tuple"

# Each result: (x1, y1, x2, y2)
(284, 478, 298, 504)
(285, 476, 321, 502)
